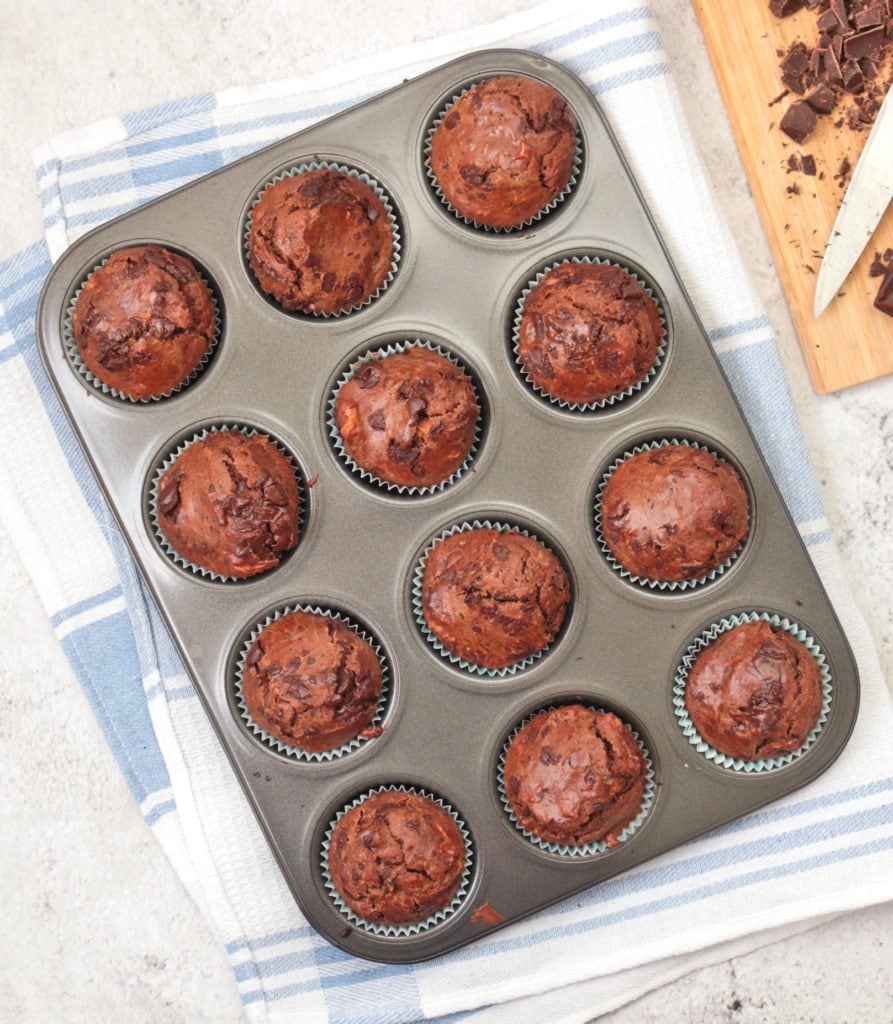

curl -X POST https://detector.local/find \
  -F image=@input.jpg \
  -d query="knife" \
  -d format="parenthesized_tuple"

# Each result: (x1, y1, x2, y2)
(813, 84, 893, 319)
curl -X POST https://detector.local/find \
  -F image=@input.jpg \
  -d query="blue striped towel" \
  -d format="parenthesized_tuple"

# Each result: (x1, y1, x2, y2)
(3, 1, 893, 1021)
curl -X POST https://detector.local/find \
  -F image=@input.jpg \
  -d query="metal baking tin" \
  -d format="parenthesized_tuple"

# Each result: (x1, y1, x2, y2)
(37, 49, 860, 964)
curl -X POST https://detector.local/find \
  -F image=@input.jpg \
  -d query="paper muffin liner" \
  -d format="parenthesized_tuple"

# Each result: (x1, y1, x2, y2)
(64, 252, 221, 403)
(593, 438, 749, 592)
(511, 255, 667, 412)
(423, 83, 583, 233)
(672, 611, 833, 773)
(243, 161, 401, 317)
(320, 784, 473, 937)
(148, 423, 305, 583)
(233, 604, 390, 762)
(412, 519, 568, 677)
(326, 338, 482, 496)
(497, 703, 655, 857)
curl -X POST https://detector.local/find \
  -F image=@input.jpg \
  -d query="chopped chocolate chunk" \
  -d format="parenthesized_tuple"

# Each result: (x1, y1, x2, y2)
(845, 26, 886, 60)
(806, 82, 838, 112)
(874, 262, 893, 317)
(855, 5, 885, 29)
(787, 153, 801, 171)
(817, 8, 841, 32)
(781, 42, 811, 76)
(841, 58, 865, 92)
(782, 72, 807, 93)
(780, 100, 819, 142)
(770, 0, 806, 15)
(829, 0, 849, 31)
(801, 153, 817, 174)
(868, 252, 887, 277)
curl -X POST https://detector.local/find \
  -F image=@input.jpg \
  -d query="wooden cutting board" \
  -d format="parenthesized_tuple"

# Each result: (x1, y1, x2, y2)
(693, 0, 893, 392)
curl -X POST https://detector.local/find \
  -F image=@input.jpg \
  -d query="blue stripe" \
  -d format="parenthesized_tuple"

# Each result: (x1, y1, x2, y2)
(131, 150, 223, 189)
(49, 583, 123, 628)
(718, 339, 825, 525)
(0, 345, 21, 367)
(803, 528, 833, 547)
(709, 314, 771, 342)
(534, 7, 652, 54)
(121, 93, 217, 136)
(125, 124, 219, 158)
(558, 31, 663, 77)
(590, 61, 670, 95)
(144, 798, 177, 827)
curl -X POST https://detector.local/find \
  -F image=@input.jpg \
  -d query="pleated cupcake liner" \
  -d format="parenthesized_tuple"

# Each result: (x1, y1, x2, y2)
(412, 519, 566, 678)
(243, 160, 401, 316)
(320, 784, 473, 938)
(233, 604, 390, 763)
(64, 252, 221, 403)
(497, 703, 655, 857)
(511, 255, 667, 412)
(423, 83, 583, 233)
(672, 611, 833, 773)
(326, 338, 482, 496)
(593, 438, 749, 592)
(148, 423, 305, 583)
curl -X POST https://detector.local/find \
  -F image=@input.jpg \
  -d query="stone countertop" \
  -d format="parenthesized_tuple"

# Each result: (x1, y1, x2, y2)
(2, 1, 890, 1021)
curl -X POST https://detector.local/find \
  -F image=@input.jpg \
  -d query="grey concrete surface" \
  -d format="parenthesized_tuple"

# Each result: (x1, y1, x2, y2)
(1, 1, 890, 1022)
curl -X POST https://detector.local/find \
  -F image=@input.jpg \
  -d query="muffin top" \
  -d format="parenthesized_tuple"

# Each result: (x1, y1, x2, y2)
(241, 610, 382, 752)
(600, 444, 749, 583)
(517, 262, 663, 405)
(333, 346, 479, 489)
(327, 790, 466, 926)
(421, 527, 570, 671)
(429, 74, 577, 229)
(503, 705, 647, 848)
(684, 620, 824, 761)
(71, 244, 215, 400)
(247, 167, 393, 314)
(156, 429, 299, 579)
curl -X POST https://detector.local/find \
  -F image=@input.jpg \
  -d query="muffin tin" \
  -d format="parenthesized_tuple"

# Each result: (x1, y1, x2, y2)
(37, 49, 859, 963)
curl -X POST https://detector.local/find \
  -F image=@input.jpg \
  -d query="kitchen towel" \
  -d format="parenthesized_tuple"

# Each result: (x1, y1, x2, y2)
(2, 1, 892, 1021)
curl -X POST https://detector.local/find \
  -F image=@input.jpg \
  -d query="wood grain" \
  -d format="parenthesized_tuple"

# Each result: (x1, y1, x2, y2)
(693, 0, 893, 392)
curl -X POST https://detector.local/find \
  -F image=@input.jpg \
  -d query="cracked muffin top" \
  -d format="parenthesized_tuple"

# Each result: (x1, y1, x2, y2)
(71, 245, 215, 400)
(333, 346, 479, 489)
(420, 527, 570, 671)
(517, 262, 663, 405)
(246, 167, 393, 315)
(503, 704, 647, 847)
(428, 74, 577, 229)
(241, 609, 382, 752)
(684, 620, 823, 762)
(156, 429, 299, 579)
(600, 444, 749, 584)
(328, 789, 466, 926)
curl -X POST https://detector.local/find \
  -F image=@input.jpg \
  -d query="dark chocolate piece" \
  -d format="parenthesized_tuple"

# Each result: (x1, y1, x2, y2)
(801, 153, 817, 174)
(780, 100, 819, 142)
(845, 26, 886, 59)
(841, 58, 864, 92)
(874, 262, 893, 317)
(769, 0, 806, 15)
(806, 82, 838, 112)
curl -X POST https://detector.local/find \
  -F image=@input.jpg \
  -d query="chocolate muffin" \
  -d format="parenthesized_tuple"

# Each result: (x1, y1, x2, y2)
(503, 705, 647, 848)
(241, 610, 382, 752)
(333, 346, 479, 489)
(327, 790, 466, 926)
(247, 167, 393, 314)
(429, 74, 577, 229)
(421, 527, 570, 671)
(517, 262, 663, 405)
(155, 429, 299, 579)
(600, 444, 749, 583)
(684, 620, 824, 761)
(71, 245, 215, 400)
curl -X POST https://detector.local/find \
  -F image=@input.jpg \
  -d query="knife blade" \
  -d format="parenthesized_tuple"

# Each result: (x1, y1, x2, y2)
(813, 84, 893, 319)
